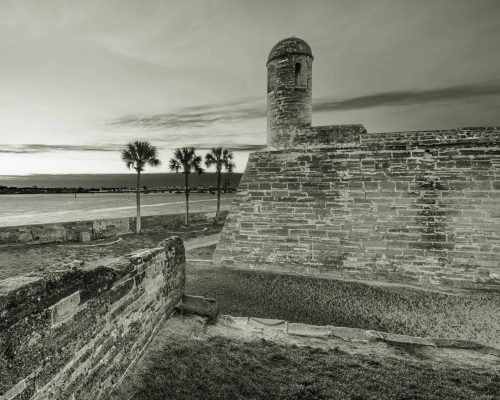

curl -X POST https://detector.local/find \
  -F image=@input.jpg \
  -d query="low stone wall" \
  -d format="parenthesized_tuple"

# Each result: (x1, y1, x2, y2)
(139, 211, 224, 230)
(0, 211, 221, 246)
(0, 236, 185, 400)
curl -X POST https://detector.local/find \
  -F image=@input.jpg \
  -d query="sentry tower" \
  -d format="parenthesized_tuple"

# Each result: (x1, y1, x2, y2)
(266, 37, 313, 149)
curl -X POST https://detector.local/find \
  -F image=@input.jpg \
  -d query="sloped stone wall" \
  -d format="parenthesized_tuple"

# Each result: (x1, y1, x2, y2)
(0, 236, 185, 400)
(213, 127, 500, 288)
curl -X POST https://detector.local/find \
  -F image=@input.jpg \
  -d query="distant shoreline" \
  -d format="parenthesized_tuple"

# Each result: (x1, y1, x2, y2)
(0, 186, 237, 195)
(0, 172, 243, 192)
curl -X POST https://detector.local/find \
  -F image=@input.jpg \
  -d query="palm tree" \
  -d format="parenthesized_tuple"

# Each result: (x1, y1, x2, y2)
(169, 147, 204, 225)
(205, 147, 235, 221)
(121, 141, 161, 234)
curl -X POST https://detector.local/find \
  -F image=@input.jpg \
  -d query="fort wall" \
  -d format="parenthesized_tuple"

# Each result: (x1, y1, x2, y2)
(213, 127, 500, 288)
(0, 236, 185, 399)
(0, 211, 224, 246)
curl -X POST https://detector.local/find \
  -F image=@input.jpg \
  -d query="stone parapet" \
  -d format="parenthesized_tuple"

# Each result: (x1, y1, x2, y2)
(0, 236, 185, 400)
(0, 211, 224, 246)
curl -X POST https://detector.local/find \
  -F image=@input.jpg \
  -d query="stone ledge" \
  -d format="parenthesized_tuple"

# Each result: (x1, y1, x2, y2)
(217, 315, 500, 358)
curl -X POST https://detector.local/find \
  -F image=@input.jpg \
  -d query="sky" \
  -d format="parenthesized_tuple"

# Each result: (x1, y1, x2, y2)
(0, 0, 499, 175)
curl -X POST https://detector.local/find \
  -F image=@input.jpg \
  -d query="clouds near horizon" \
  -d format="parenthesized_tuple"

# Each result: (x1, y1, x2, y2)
(2, 80, 500, 157)
(112, 81, 500, 131)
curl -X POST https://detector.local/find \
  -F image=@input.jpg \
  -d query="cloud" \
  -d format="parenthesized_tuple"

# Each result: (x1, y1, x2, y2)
(5, 82, 498, 156)
(110, 82, 500, 133)
(182, 143, 267, 152)
(314, 82, 500, 112)
(110, 97, 265, 130)
(0, 141, 266, 155)
(0, 144, 118, 154)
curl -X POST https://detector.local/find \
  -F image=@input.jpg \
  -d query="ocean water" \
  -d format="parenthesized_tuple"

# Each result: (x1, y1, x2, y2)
(0, 173, 242, 189)
(0, 192, 235, 227)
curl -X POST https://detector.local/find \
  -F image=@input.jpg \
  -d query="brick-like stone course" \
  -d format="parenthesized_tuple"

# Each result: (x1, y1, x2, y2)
(213, 127, 500, 288)
(0, 236, 185, 400)
(0, 211, 220, 246)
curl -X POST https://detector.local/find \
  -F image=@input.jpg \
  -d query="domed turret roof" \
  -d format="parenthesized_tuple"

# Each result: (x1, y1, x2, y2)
(267, 37, 313, 65)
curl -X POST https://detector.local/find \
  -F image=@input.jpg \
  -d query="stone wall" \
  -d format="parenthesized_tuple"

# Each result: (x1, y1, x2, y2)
(0, 211, 221, 246)
(213, 127, 500, 288)
(0, 236, 185, 399)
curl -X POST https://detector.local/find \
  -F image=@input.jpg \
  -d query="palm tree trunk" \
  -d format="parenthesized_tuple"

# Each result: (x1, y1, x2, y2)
(136, 170, 141, 233)
(216, 166, 221, 220)
(184, 172, 189, 225)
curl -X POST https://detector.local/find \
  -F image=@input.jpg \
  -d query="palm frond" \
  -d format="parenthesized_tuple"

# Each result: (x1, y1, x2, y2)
(148, 157, 161, 167)
(222, 148, 233, 161)
(121, 141, 161, 173)
(170, 147, 204, 174)
(224, 161, 235, 173)
(169, 158, 181, 172)
(192, 154, 204, 174)
(205, 152, 216, 168)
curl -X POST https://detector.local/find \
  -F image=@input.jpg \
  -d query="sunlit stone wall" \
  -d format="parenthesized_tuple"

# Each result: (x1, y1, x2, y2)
(213, 127, 500, 288)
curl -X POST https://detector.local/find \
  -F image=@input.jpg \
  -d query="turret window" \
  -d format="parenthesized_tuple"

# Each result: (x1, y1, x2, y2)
(295, 62, 306, 87)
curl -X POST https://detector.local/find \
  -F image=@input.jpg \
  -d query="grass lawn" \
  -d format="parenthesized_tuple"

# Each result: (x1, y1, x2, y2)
(186, 265, 500, 348)
(112, 334, 500, 400)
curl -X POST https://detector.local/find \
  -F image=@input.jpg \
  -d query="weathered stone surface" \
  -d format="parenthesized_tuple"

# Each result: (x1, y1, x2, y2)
(0, 236, 185, 400)
(213, 127, 500, 288)
(78, 232, 91, 242)
(177, 295, 219, 320)
(216, 314, 500, 359)
(267, 37, 313, 149)
(257, 38, 499, 287)
(1, 378, 26, 400)
(50, 291, 81, 327)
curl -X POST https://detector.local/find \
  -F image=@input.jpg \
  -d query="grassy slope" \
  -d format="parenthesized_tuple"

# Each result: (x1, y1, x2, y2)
(186, 267, 500, 348)
(113, 335, 500, 400)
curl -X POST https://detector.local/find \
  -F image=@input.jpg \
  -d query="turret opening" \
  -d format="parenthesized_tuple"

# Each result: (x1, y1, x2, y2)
(295, 62, 306, 87)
